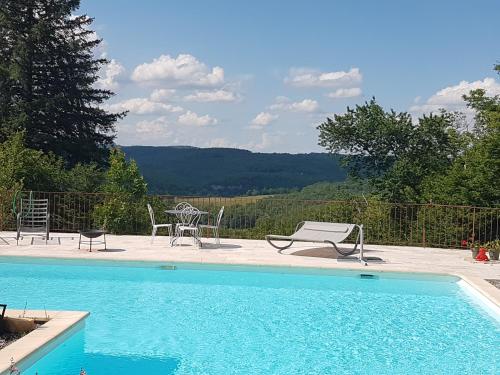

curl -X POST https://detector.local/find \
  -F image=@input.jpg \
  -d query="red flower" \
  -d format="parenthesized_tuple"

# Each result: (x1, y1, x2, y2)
(461, 240, 468, 247)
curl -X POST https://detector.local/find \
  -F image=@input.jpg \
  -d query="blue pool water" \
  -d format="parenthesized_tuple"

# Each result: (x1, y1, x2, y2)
(0, 257, 498, 374)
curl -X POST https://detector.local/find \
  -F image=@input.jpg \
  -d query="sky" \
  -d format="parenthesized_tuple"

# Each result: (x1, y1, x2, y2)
(80, 0, 500, 153)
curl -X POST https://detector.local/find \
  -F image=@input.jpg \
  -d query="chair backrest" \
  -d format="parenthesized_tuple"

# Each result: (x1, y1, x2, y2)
(215, 206, 224, 228)
(175, 202, 192, 219)
(19, 198, 49, 230)
(147, 204, 155, 226)
(180, 206, 201, 227)
(292, 221, 355, 243)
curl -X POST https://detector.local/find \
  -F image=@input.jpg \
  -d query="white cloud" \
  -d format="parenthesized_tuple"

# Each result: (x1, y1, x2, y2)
(131, 53, 224, 87)
(96, 59, 126, 90)
(285, 67, 362, 88)
(253, 133, 274, 150)
(177, 111, 218, 126)
(183, 89, 237, 102)
(205, 138, 238, 148)
(135, 116, 171, 135)
(116, 116, 175, 146)
(410, 77, 500, 115)
(270, 97, 319, 112)
(149, 88, 176, 102)
(106, 98, 183, 115)
(242, 133, 282, 151)
(327, 87, 362, 99)
(250, 112, 279, 128)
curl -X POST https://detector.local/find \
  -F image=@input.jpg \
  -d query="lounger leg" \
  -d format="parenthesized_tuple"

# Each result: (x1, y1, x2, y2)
(104, 233, 107, 250)
(359, 225, 367, 266)
(78, 234, 81, 249)
(266, 237, 294, 251)
(151, 227, 157, 244)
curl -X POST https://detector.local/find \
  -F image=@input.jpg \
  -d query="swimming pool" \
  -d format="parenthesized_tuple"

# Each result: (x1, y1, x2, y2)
(1, 257, 498, 374)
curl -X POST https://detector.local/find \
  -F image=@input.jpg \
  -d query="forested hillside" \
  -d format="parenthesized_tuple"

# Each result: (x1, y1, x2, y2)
(122, 146, 346, 196)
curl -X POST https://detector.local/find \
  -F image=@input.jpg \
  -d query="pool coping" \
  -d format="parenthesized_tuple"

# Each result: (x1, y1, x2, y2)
(454, 274, 500, 312)
(0, 309, 89, 375)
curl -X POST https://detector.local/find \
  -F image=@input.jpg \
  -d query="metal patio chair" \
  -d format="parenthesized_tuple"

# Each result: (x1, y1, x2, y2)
(174, 201, 192, 230)
(175, 202, 192, 216)
(16, 198, 50, 245)
(175, 206, 202, 247)
(199, 206, 224, 246)
(148, 204, 173, 244)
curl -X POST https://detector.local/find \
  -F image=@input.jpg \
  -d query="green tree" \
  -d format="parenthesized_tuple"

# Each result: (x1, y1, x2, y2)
(0, 0, 125, 166)
(279, 179, 371, 201)
(0, 132, 105, 192)
(422, 69, 500, 206)
(93, 148, 149, 234)
(0, 132, 67, 191)
(317, 99, 463, 202)
(64, 163, 104, 193)
(102, 148, 147, 198)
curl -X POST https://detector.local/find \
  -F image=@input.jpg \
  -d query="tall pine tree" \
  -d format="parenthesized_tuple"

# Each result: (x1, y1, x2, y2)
(0, 0, 125, 166)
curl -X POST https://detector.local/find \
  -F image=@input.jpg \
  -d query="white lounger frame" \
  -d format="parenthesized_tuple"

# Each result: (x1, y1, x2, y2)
(266, 221, 367, 265)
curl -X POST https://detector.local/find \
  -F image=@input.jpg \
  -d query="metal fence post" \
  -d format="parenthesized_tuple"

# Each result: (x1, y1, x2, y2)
(422, 205, 426, 248)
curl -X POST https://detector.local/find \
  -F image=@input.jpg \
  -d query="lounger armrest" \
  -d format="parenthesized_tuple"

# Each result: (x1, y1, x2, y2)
(265, 234, 293, 240)
(294, 221, 305, 232)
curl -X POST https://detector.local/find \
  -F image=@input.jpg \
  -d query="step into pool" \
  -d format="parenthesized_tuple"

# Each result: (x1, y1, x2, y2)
(1, 257, 498, 374)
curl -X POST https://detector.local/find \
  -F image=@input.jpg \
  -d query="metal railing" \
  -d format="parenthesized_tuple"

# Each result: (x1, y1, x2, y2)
(0, 191, 498, 248)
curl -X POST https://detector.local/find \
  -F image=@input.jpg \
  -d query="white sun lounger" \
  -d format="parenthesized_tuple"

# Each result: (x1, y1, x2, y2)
(266, 221, 366, 265)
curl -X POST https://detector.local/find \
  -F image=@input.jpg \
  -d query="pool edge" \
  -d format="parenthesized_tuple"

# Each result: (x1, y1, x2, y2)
(0, 310, 89, 375)
(454, 274, 500, 314)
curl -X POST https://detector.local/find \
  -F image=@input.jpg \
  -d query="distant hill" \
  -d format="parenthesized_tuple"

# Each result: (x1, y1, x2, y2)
(121, 146, 347, 196)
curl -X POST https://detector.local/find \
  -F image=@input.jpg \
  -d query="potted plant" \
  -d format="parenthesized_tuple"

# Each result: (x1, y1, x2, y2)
(485, 240, 500, 261)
